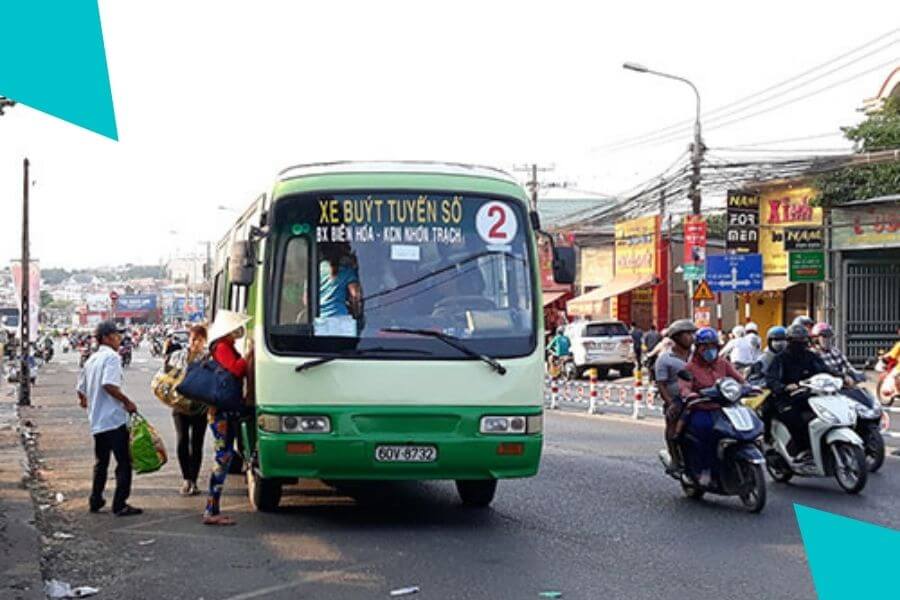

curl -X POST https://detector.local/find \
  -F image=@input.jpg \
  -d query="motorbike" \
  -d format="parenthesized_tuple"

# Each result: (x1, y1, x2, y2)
(874, 354, 899, 407)
(150, 336, 163, 358)
(761, 373, 868, 494)
(119, 343, 132, 368)
(659, 376, 767, 513)
(78, 343, 93, 368)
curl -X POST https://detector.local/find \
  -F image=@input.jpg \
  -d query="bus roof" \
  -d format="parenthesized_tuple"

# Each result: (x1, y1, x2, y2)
(277, 161, 518, 185)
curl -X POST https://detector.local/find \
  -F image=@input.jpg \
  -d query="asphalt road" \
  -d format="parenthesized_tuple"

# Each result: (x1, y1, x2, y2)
(19, 345, 900, 599)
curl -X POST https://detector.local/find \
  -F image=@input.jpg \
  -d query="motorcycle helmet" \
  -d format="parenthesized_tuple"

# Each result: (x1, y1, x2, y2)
(695, 327, 719, 346)
(745, 322, 759, 333)
(811, 322, 833, 338)
(731, 325, 745, 338)
(695, 327, 719, 362)
(767, 325, 787, 353)
(667, 319, 697, 338)
(786, 324, 810, 343)
(792, 315, 814, 330)
(556, 326, 565, 335)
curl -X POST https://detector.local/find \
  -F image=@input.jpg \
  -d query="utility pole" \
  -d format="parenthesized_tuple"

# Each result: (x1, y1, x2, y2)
(514, 163, 554, 212)
(19, 158, 31, 407)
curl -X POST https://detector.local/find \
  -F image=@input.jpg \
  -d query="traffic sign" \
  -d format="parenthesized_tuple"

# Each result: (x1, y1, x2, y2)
(706, 254, 763, 293)
(692, 279, 715, 302)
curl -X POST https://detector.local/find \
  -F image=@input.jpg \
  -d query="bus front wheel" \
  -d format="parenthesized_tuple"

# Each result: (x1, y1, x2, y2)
(247, 469, 282, 512)
(455, 479, 497, 507)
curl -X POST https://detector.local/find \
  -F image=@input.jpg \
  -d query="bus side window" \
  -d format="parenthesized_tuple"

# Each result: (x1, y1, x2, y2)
(276, 236, 310, 325)
(211, 271, 222, 320)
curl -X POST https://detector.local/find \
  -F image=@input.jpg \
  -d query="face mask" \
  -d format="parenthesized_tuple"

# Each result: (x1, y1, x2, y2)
(770, 340, 787, 353)
(701, 348, 718, 363)
(820, 337, 834, 350)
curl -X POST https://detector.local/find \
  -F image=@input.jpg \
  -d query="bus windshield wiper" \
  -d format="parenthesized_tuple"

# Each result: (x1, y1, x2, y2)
(295, 346, 432, 373)
(380, 327, 507, 375)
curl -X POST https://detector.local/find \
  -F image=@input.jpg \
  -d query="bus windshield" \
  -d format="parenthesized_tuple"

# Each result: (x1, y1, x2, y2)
(267, 192, 536, 359)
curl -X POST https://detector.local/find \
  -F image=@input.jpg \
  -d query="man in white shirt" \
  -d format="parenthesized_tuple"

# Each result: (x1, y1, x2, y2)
(76, 321, 142, 516)
(730, 323, 762, 370)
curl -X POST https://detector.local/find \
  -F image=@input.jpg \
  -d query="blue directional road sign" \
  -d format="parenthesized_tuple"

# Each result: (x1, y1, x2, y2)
(705, 254, 763, 293)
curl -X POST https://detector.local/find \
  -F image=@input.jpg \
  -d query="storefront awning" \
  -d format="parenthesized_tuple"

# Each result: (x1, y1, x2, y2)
(567, 274, 655, 316)
(542, 290, 571, 307)
(763, 275, 792, 292)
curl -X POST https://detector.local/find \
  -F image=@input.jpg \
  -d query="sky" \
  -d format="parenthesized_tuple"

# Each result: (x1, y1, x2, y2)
(0, 1, 897, 269)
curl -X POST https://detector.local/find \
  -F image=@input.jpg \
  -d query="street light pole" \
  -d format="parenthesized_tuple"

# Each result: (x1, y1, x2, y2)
(624, 62, 705, 320)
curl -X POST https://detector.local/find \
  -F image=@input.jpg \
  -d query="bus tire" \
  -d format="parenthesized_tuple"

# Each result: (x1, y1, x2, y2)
(248, 469, 282, 512)
(455, 479, 497, 507)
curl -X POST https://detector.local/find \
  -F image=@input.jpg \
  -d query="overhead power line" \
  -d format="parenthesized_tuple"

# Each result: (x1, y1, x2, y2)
(595, 27, 899, 153)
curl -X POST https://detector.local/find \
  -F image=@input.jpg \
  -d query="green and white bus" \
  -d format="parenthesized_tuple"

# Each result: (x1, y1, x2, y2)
(211, 161, 573, 510)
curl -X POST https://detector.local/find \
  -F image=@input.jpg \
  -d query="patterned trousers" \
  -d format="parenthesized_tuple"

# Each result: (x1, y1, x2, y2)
(204, 413, 237, 516)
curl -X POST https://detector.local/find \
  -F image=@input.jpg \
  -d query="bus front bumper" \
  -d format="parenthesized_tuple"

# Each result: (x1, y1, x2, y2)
(255, 405, 543, 481)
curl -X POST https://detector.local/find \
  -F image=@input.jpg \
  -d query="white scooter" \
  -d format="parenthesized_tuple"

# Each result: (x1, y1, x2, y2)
(764, 373, 867, 494)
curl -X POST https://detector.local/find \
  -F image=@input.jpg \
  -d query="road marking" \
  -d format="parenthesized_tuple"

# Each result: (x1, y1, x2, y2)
(220, 563, 379, 600)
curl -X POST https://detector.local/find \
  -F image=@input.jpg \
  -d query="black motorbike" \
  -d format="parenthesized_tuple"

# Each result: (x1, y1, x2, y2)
(660, 375, 767, 513)
(119, 343, 132, 368)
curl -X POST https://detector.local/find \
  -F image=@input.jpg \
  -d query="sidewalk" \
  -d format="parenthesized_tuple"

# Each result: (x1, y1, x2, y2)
(0, 383, 43, 600)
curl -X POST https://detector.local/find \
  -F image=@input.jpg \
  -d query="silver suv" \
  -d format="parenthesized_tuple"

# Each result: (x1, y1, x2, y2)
(565, 319, 635, 379)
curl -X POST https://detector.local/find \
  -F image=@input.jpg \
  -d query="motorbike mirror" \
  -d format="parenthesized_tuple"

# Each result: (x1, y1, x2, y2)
(677, 369, 693, 382)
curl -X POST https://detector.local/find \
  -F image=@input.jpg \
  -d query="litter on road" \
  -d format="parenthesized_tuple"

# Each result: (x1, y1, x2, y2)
(390, 586, 420, 596)
(52, 532, 75, 540)
(137, 538, 156, 546)
(44, 579, 100, 598)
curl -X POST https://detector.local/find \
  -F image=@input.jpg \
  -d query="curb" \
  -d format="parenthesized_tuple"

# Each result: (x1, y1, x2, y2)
(0, 393, 44, 600)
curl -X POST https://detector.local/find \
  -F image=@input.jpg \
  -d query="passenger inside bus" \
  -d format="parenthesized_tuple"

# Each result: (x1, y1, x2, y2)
(318, 242, 362, 320)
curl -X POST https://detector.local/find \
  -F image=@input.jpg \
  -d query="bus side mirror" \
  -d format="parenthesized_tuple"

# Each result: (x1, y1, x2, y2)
(552, 246, 575, 285)
(229, 241, 256, 286)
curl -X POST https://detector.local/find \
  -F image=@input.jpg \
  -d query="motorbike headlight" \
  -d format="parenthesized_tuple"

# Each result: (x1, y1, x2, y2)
(718, 378, 742, 402)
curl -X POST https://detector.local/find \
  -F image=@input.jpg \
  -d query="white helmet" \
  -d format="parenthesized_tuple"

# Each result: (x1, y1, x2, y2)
(731, 325, 745, 338)
(745, 322, 758, 333)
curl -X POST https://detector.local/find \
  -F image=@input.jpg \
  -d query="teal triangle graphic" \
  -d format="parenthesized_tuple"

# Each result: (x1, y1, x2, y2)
(795, 504, 900, 599)
(0, 0, 117, 140)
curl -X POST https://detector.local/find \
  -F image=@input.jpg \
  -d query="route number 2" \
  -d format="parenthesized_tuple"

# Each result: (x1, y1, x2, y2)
(476, 202, 518, 244)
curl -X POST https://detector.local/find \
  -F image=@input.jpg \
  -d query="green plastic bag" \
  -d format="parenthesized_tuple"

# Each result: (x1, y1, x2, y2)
(129, 413, 167, 474)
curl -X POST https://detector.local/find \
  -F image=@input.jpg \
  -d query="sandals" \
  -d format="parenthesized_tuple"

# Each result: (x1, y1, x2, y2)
(202, 514, 236, 526)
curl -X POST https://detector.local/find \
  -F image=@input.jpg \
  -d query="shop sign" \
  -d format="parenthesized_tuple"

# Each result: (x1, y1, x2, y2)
(706, 253, 763, 293)
(726, 190, 760, 253)
(788, 250, 825, 282)
(693, 305, 712, 328)
(683, 215, 707, 281)
(832, 204, 900, 250)
(759, 186, 822, 274)
(614, 215, 659, 278)
(9, 260, 40, 343)
(783, 227, 823, 251)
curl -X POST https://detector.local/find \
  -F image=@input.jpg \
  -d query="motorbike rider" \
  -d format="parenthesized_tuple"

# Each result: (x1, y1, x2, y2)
(547, 326, 571, 373)
(654, 319, 696, 473)
(792, 315, 815, 335)
(720, 325, 745, 362)
(748, 326, 787, 387)
(677, 327, 745, 483)
(764, 324, 830, 458)
(811, 322, 872, 408)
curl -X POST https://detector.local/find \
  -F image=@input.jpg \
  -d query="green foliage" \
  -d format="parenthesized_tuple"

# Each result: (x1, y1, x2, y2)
(816, 97, 900, 206)
(39, 290, 54, 307)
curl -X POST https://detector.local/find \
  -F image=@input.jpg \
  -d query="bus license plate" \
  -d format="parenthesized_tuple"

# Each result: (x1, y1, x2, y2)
(375, 445, 437, 463)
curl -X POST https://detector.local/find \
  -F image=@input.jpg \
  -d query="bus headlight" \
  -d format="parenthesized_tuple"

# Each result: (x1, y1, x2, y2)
(480, 415, 531, 434)
(258, 414, 331, 433)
